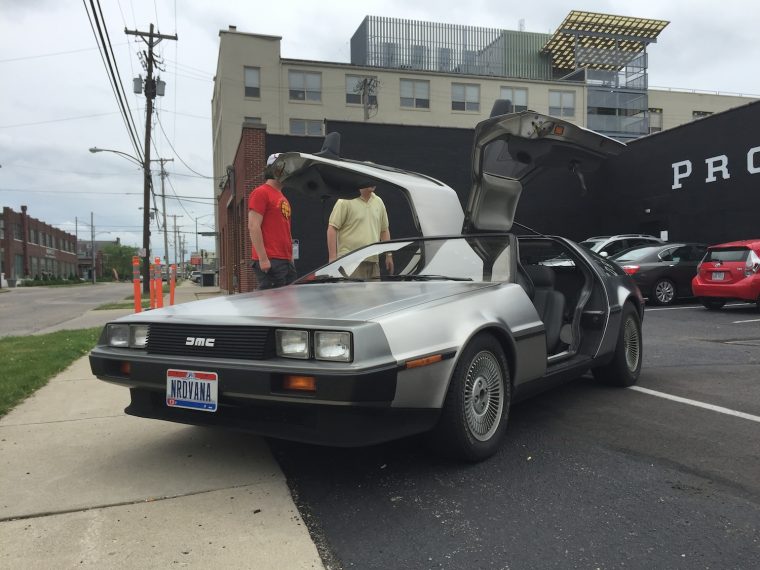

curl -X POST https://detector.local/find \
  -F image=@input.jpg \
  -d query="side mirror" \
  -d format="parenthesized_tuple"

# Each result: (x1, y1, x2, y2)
(600, 251, 609, 258)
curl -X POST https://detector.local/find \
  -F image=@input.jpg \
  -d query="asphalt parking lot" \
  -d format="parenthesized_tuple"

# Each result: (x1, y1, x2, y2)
(272, 301, 760, 569)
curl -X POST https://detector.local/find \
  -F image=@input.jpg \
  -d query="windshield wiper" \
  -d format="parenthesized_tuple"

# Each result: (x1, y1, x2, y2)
(374, 274, 473, 282)
(300, 275, 365, 283)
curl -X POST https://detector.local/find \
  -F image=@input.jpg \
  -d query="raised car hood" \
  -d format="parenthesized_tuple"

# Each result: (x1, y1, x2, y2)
(274, 152, 464, 237)
(114, 282, 494, 326)
(464, 111, 627, 233)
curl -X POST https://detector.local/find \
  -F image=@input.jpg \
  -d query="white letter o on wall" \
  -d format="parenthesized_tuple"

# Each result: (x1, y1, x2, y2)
(748, 146, 760, 174)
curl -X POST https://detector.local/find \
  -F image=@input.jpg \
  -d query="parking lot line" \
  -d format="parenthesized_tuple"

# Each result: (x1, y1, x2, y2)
(646, 303, 752, 312)
(732, 318, 760, 324)
(629, 386, 760, 424)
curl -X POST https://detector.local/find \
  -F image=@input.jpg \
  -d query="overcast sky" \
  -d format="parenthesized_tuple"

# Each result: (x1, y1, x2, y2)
(1, 0, 758, 261)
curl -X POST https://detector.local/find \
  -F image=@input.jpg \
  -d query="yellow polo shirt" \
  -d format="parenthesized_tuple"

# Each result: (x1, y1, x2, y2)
(328, 194, 389, 257)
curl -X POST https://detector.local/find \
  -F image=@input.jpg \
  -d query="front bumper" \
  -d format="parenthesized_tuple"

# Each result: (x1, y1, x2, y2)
(692, 275, 760, 302)
(89, 348, 440, 446)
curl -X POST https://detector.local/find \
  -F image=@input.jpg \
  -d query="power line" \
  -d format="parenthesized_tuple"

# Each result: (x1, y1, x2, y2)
(0, 43, 128, 63)
(155, 113, 221, 179)
(0, 111, 119, 129)
(82, 0, 144, 162)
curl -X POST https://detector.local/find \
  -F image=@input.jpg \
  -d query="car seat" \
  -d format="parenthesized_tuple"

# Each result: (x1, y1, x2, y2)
(524, 265, 566, 354)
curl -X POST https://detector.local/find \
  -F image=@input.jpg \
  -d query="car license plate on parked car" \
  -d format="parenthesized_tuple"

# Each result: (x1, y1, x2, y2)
(712, 272, 725, 281)
(166, 369, 218, 412)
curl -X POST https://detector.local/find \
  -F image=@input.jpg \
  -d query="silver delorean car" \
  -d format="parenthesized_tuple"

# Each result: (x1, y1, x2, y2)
(89, 109, 644, 461)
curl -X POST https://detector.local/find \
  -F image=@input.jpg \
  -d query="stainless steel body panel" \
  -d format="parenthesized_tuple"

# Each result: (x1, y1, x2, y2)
(381, 283, 546, 408)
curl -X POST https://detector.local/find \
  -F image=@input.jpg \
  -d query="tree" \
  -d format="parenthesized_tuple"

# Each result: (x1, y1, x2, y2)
(102, 243, 138, 281)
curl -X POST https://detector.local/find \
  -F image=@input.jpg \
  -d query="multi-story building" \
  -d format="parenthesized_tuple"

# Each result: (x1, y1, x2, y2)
(211, 10, 757, 187)
(1, 206, 78, 286)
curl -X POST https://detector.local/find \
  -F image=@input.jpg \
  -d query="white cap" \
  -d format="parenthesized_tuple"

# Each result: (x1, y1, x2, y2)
(266, 153, 281, 166)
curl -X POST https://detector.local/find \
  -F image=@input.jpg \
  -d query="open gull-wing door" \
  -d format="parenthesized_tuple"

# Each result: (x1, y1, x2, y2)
(271, 145, 464, 237)
(463, 110, 627, 233)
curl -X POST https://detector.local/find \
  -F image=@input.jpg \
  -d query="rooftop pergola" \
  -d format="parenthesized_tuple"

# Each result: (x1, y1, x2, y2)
(542, 10, 669, 71)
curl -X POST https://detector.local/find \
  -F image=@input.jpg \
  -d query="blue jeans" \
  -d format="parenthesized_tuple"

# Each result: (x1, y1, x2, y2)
(252, 259, 297, 290)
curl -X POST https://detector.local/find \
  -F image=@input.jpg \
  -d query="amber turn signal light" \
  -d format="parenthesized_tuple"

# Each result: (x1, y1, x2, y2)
(283, 375, 317, 392)
(405, 354, 443, 369)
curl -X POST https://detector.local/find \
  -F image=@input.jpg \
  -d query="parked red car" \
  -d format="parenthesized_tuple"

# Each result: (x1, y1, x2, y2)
(692, 239, 760, 310)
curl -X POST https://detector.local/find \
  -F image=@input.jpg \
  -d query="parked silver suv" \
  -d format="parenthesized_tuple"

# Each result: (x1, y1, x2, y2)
(580, 234, 664, 258)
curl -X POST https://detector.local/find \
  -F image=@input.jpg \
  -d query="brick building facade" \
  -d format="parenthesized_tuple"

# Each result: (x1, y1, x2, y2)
(217, 122, 268, 293)
(1, 205, 78, 285)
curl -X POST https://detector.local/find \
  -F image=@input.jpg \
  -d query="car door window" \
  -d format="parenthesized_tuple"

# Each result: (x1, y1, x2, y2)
(670, 246, 690, 263)
(658, 247, 677, 262)
(688, 246, 707, 261)
(603, 240, 628, 256)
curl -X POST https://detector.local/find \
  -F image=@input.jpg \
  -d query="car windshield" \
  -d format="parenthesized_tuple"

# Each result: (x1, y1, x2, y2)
(299, 236, 513, 283)
(611, 246, 661, 262)
(705, 247, 749, 262)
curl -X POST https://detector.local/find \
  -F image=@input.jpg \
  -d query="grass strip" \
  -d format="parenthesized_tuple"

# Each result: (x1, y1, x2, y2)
(95, 300, 151, 310)
(0, 328, 101, 418)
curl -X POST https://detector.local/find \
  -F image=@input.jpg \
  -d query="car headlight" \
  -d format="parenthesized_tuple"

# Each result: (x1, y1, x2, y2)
(276, 329, 309, 359)
(107, 324, 130, 347)
(131, 324, 149, 348)
(106, 324, 149, 349)
(315, 331, 352, 362)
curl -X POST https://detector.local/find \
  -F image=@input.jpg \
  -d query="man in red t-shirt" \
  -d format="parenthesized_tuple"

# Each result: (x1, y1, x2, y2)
(247, 153, 297, 289)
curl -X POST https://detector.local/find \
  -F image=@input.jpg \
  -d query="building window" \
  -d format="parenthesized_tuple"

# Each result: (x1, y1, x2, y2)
(289, 119, 323, 136)
(13, 224, 22, 240)
(346, 75, 377, 106)
(549, 90, 575, 117)
(692, 110, 712, 120)
(451, 83, 480, 112)
(244, 116, 261, 124)
(400, 79, 429, 109)
(499, 87, 528, 112)
(289, 71, 321, 102)
(649, 108, 663, 133)
(244, 67, 260, 98)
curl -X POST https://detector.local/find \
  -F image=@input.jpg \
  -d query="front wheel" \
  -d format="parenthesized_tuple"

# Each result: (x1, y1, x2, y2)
(592, 302, 642, 387)
(700, 298, 726, 310)
(652, 278, 676, 306)
(430, 333, 510, 462)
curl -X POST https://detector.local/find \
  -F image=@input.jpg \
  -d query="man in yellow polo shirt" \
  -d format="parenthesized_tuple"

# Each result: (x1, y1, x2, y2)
(327, 183, 394, 279)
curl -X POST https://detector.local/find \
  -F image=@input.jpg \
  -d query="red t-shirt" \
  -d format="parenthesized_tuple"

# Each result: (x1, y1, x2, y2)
(248, 183, 293, 261)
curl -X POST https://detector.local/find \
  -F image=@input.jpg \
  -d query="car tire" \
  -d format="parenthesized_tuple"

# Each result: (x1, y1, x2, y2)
(651, 278, 676, 306)
(592, 302, 642, 387)
(700, 298, 726, 310)
(430, 333, 510, 462)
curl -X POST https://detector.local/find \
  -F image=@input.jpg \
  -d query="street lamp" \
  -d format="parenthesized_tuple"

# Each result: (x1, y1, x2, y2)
(89, 146, 151, 293)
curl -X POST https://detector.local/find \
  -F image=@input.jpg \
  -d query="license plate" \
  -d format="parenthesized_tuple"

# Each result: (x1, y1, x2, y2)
(712, 272, 725, 281)
(166, 369, 218, 412)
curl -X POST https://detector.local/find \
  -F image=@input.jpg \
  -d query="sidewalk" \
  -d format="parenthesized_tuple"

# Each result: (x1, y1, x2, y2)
(0, 280, 324, 569)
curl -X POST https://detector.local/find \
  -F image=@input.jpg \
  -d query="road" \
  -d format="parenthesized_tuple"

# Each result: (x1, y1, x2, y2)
(0, 282, 133, 337)
(271, 302, 760, 569)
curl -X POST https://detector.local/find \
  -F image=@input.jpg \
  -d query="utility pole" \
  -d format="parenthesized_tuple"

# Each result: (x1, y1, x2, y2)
(156, 157, 174, 269)
(90, 211, 96, 285)
(125, 24, 177, 293)
(170, 214, 183, 268)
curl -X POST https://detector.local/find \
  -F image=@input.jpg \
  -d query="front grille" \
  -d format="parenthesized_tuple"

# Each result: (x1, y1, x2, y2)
(146, 324, 274, 360)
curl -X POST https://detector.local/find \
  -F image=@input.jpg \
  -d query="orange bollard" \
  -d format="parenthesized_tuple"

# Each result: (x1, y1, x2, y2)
(132, 256, 142, 313)
(169, 264, 176, 305)
(149, 261, 156, 309)
(155, 257, 163, 308)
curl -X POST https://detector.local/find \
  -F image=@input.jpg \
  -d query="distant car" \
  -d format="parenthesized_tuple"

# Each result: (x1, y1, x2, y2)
(611, 243, 707, 306)
(692, 239, 760, 310)
(189, 271, 201, 283)
(580, 234, 663, 258)
(89, 109, 645, 462)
